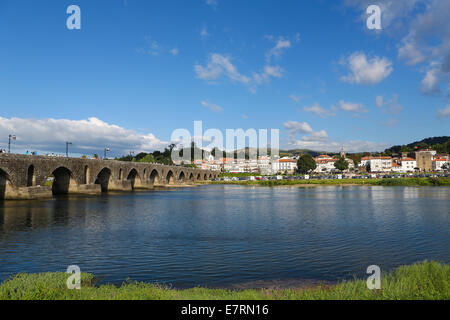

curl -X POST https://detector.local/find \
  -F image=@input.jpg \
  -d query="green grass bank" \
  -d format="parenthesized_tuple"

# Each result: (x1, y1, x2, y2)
(208, 177, 450, 187)
(0, 261, 448, 300)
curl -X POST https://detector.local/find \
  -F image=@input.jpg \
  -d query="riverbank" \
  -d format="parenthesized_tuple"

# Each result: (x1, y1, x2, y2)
(0, 261, 448, 300)
(206, 177, 450, 187)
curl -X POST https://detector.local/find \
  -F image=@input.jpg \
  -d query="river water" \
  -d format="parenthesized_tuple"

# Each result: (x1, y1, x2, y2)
(0, 185, 449, 288)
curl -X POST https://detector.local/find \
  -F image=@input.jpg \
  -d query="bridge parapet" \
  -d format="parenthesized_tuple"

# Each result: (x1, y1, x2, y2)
(0, 154, 218, 200)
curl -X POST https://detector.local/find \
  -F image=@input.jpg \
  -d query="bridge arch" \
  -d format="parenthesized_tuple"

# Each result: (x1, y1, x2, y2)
(188, 173, 194, 182)
(166, 170, 175, 185)
(178, 171, 186, 183)
(51, 166, 76, 195)
(149, 169, 160, 185)
(95, 167, 112, 192)
(127, 168, 141, 189)
(0, 168, 12, 200)
(27, 165, 36, 187)
(118, 168, 123, 180)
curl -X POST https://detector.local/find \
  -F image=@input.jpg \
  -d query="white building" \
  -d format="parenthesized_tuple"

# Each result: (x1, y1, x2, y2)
(313, 154, 354, 173)
(432, 158, 449, 171)
(366, 157, 393, 172)
(398, 158, 417, 172)
(272, 157, 297, 174)
(314, 155, 337, 173)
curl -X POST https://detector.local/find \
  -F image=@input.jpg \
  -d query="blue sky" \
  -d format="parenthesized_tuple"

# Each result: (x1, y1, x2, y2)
(0, 0, 449, 156)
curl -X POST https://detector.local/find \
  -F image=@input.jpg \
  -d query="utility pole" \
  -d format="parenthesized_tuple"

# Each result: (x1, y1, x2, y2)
(8, 135, 16, 153)
(104, 148, 110, 159)
(66, 142, 72, 157)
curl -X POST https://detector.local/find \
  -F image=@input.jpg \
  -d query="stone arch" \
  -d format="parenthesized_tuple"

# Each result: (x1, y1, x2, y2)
(51, 166, 76, 195)
(84, 165, 91, 184)
(0, 168, 12, 200)
(178, 171, 186, 183)
(118, 168, 123, 180)
(197, 173, 201, 181)
(149, 169, 160, 185)
(27, 165, 36, 187)
(203, 173, 207, 180)
(208, 173, 212, 180)
(188, 173, 194, 182)
(95, 167, 112, 192)
(127, 168, 140, 189)
(166, 170, 175, 185)
(143, 168, 147, 181)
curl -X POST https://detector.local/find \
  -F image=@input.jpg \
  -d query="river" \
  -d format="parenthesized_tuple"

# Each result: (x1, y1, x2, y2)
(0, 185, 448, 288)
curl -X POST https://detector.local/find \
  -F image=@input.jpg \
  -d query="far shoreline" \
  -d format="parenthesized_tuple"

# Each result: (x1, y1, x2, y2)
(201, 177, 450, 187)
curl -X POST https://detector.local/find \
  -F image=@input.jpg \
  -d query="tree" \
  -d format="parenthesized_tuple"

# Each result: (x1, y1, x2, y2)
(334, 157, 349, 172)
(139, 154, 155, 163)
(297, 154, 317, 174)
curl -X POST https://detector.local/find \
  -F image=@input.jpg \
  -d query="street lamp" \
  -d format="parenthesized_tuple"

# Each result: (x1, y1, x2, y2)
(66, 142, 72, 157)
(104, 148, 110, 159)
(8, 135, 16, 153)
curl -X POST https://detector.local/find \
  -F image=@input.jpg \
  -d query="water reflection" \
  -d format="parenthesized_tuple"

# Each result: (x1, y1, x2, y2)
(0, 185, 449, 288)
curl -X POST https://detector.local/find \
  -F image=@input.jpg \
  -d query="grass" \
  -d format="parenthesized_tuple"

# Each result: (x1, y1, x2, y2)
(0, 261, 448, 300)
(207, 177, 450, 187)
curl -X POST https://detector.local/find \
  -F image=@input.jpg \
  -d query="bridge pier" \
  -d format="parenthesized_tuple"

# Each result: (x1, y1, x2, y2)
(107, 179, 133, 192)
(68, 184, 102, 195)
(2, 185, 53, 200)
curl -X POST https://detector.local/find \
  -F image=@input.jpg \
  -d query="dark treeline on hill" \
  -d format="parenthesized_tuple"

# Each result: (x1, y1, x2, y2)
(116, 137, 450, 167)
(384, 136, 450, 154)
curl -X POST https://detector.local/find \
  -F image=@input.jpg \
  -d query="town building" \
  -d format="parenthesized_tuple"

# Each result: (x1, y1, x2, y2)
(415, 150, 433, 172)
(272, 157, 297, 174)
(398, 157, 417, 172)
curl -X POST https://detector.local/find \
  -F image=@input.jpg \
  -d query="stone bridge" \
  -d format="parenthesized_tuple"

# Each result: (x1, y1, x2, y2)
(0, 154, 218, 200)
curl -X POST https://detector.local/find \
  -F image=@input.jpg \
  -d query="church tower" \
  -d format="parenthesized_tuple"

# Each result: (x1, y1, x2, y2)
(340, 147, 346, 158)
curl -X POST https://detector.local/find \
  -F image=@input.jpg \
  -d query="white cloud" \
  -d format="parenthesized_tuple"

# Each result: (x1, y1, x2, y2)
(376, 95, 384, 107)
(437, 105, 450, 118)
(289, 94, 301, 103)
(421, 64, 441, 94)
(266, 38, 292, 61)
(200, 27, 209, 39)
(0, 117, 167, 156)
(286, 139, 389, 153)
(283, 120, 387, 152)
(397, 34, 427, 66)
(205, 0, 218, 9)
(253, 65, 283, 85)
(283, 121, 314, 135)
(302, 103, 336, 118)
(195, 54, 284, 92)
(340, 52, 393, 85)
(201, 100, 223, 113)
(137, 37, 178, 57)
(376, 94, 403, 115)
(339, 100, 368, 113)
(346, 0, 450, 96)
(283, 121, 329, 143)
(195, 53, 251, 84)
